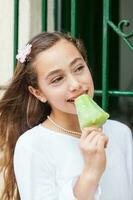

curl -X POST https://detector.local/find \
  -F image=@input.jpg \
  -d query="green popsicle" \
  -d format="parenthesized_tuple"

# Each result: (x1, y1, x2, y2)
(75, 94, 109, 130)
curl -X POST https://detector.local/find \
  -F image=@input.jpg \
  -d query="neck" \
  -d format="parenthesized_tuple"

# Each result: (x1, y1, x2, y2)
(47, 116, 81, 137)
(50, 112, 81, 133)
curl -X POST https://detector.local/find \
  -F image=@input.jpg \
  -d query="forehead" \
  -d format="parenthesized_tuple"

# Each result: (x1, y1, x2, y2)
(34, 39, 83, 74)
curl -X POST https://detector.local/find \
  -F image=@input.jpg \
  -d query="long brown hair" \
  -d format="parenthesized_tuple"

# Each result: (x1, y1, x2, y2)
(0, 31, 88, 200)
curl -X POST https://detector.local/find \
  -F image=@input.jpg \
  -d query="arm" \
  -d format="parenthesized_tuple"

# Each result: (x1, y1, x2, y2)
(73, 127, 108, 200)
(73, 170, 100, 200)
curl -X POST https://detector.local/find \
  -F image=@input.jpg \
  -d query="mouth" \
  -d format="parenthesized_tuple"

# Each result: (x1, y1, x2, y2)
(66, 90, 88, 103)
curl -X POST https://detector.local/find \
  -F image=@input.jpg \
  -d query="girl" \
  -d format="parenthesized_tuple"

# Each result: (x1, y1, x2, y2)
(0, 32, 133, 200)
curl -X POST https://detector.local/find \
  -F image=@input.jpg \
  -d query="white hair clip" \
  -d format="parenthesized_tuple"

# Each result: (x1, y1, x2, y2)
(16, 44, 32, 63)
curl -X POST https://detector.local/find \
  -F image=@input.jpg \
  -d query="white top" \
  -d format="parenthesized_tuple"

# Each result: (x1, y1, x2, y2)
(13, 120, 133, 200)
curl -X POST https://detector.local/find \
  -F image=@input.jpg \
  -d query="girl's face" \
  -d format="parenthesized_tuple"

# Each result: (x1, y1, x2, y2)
(31, 39, 94, 116)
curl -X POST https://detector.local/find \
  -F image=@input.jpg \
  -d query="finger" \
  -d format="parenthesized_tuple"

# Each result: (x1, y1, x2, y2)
(90, 134, 104, 146)
(80, 127, 96, 140)
(81, 127, 102, 141)
(85, 127, 105, 142)
(97, 136, 109, 150)
(97, 127, 102, 131)
(85, 131, 103, 143)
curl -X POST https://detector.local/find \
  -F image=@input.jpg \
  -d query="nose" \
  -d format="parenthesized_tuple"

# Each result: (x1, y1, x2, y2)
(68, 75, 82, 92)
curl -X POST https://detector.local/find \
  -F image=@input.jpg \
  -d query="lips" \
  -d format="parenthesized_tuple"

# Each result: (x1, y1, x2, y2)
(66, 90, 88, 102)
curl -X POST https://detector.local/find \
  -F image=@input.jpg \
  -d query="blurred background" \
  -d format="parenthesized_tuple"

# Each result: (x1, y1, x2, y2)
(0, 0, 133, 132)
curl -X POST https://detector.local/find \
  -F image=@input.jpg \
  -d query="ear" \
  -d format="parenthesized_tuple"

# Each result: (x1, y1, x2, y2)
(28, 86, 47, 103)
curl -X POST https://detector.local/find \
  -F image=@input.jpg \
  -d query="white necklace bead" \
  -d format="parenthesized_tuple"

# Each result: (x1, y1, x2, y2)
(47, 116, 81, 136)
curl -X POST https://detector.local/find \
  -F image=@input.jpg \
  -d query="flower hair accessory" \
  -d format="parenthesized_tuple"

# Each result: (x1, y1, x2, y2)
(16, 44, 32, 63)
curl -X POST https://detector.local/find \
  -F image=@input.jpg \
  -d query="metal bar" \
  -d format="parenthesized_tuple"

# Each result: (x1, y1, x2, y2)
(57, 0, 62, 31)
(95, 90, 133, 96)
(13, 0, 19, 69)
(54, 0, 58, 30)
(71, 0, 77, 37)
(102, 0, 110, 110)
(41, 0, 47, 31)
(54, 0, 62, 31)
(108, 20, 133, 50)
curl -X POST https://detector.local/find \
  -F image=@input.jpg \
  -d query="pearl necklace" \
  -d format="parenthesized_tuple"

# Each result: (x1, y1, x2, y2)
(47, 116, 81, 137)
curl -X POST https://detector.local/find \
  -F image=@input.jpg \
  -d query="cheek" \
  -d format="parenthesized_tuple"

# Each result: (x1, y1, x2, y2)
(38, 79, 66, 109)
(48, 95, 67, 112)
(44, 87, 65, 105)
(89, 75, 94, 88)
(84, 72, 94, 96)
(83, 70, 94, 86)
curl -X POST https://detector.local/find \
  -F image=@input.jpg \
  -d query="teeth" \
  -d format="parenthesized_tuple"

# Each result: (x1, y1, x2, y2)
(69, 99, 74, 102)
(67, 99, 74, 102)
(67, 91, 88, 102)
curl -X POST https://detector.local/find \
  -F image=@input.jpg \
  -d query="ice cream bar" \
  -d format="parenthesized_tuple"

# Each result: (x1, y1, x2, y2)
(75, 94, 109, 130)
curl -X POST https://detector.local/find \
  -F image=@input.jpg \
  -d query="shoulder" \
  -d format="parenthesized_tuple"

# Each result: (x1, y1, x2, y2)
(14, 124, 53, 154)
(15, 125, 43, 145)
(104, 119, 132, 135)
(103, 119, 132, 146)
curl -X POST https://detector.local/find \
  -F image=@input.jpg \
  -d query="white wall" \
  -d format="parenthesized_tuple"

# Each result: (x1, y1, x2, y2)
(0, 0, 54, 96)
(0, 1, 14, 87)
(119, 0, 133, 111)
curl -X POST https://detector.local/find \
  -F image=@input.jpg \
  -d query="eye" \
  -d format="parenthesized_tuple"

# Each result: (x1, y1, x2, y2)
(51, 76, 64, 84)
(75, 65, 84, 73)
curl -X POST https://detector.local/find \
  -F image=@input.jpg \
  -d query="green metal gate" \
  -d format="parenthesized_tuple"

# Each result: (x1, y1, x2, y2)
(13, 0, 133, 129)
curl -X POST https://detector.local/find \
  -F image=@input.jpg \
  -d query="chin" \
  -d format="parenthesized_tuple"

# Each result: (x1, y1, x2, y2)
(54, 104, 77, 115)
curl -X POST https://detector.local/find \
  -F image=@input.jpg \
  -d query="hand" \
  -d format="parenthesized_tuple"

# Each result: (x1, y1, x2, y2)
(79, 127, 108, 181)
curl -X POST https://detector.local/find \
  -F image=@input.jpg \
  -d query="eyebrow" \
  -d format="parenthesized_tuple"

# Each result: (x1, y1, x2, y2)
(70, 57, 83, 66)
(45, 57, 83, 80)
